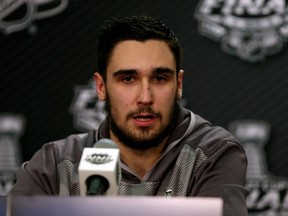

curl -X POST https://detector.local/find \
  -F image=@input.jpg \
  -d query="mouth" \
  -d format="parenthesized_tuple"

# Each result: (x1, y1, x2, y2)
(131, 113, 158, 126)
(133, 113, 157, 120)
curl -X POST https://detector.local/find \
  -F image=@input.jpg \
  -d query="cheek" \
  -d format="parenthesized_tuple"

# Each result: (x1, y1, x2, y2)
(109, 93, 131, 113)
(158, 89, 177, 109)
(160, 88, 177, 100)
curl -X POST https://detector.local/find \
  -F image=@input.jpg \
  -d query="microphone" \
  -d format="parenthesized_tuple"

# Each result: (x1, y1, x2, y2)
(78, 139, 121, 196)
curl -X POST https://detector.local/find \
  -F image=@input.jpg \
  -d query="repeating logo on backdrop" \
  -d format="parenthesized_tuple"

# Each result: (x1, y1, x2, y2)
(0, 0, 69, 34)
(229, 120, 288, 215)
(195, 0, 288, 62)
(0, 113, 25, 195)
(70, 78, 106, 132)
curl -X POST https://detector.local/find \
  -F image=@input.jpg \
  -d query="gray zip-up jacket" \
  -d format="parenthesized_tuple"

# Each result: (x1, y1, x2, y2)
(11, 105, 249, 216)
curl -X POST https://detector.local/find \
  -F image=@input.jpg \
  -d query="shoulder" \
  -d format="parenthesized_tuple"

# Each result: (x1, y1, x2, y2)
(38, 131, 96, 163)
(180, 115, 247, 182)
(185, 114, 245, 159)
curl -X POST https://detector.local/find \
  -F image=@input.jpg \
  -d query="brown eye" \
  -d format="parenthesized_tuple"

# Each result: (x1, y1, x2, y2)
(154, 75, 167, 82)
(122, 76, 135, 83)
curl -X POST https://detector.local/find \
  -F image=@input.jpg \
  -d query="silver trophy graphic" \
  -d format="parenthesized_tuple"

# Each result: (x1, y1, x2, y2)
(0, 113, 25, 195)
(229, 120, 271, 180)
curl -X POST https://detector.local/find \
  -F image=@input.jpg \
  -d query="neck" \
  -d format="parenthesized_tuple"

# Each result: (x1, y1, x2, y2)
(111, 132, 168, 178)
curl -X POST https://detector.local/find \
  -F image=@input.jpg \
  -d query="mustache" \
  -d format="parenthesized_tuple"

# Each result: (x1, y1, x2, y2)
(127, 107, 160, 118)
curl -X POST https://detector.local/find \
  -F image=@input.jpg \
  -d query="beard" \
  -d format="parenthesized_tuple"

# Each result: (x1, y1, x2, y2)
(104, 94, 179, 151)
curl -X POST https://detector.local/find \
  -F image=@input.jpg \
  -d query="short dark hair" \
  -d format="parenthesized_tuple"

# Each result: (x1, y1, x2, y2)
(97, 15, 182, 80)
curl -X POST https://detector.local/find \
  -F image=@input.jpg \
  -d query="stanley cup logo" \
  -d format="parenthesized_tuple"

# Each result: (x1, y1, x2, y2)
(0, 113, 25, 195)
(229, 120, 288, 214)
(229, 120, 271, 180)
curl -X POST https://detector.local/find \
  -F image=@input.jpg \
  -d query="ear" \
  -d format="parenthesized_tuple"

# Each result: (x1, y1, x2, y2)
(177, 70, 184, 99)
(94, 72, 106, 101)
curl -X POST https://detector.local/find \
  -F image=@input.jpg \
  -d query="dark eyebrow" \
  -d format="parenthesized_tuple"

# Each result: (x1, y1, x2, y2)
(153, 67, 175, 75)
(113, 69, 137, 77)
(113, 67, 175, 77)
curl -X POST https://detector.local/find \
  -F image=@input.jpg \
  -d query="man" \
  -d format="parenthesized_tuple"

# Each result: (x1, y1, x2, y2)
(11, 15, 248, 215)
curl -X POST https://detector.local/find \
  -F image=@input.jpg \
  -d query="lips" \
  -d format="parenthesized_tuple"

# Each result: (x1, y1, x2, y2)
(132, 113, 158, 126)
(133, 114, 157, 121)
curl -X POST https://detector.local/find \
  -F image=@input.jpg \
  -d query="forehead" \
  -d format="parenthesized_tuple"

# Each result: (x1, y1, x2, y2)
(106, 40, 176, 73)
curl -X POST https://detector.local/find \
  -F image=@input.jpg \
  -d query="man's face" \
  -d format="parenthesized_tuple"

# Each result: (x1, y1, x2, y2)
(95, 40, 183, 150)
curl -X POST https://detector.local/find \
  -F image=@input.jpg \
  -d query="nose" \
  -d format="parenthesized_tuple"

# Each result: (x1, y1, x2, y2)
(137, 81, 153, 105)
